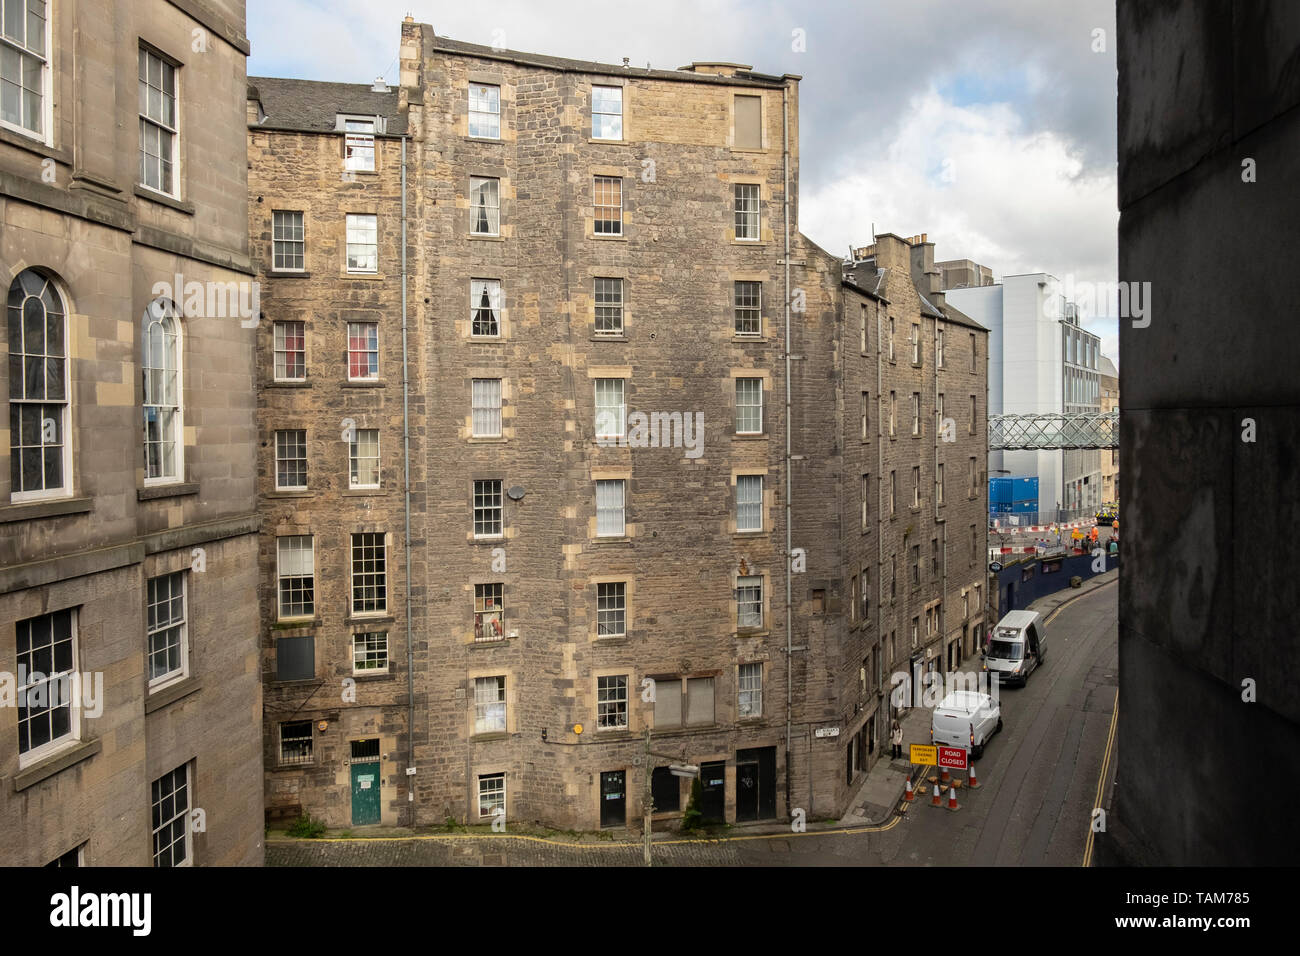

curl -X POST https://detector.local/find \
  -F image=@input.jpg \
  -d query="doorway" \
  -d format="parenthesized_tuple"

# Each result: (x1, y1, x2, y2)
(350, 739, 381, 826)
(599, 770, 626, 828)
(735, 747, 776, 821)
(699, 761, 727, 823)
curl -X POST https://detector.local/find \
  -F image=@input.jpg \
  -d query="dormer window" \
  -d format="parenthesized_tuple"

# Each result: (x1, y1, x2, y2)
(337, 114, 384, 172)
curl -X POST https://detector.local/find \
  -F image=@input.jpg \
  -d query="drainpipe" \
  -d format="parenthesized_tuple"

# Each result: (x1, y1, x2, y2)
(934, 318, 946, 674)
(877, 302, 884, 707)
(400, 135, 415, 826)
(782, 83, 793, 819)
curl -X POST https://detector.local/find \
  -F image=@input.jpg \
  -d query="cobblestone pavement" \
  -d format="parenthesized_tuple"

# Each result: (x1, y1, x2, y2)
(266, 834, 752, 867)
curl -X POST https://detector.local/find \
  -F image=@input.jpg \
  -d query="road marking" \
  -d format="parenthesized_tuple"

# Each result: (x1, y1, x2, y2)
(1082, 696, 1119, 867)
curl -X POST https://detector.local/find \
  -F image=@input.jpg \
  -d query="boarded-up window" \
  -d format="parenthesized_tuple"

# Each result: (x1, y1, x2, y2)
(735, 95, 762, 148)
(686, 677, 714, 725)
(654, 678, 681, 728)
(276, 636, 315, 681)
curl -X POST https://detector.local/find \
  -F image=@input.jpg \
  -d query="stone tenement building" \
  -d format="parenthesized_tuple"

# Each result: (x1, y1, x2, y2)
(249, 19, 990, 831)
(1, 0, 263, 865)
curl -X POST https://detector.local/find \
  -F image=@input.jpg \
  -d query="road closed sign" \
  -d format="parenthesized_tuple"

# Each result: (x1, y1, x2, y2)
(909, 744, 937, 766)
(938, 746, 968, 769)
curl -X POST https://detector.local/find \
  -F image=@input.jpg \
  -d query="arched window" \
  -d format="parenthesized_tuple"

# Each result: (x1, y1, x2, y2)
(7, 269, 69, 500)
(143, 299, 183, 482)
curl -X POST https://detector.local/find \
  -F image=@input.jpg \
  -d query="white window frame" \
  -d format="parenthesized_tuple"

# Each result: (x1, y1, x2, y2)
(936, 327, 944, 367)
(591, 85, 623, 140)
(594, 277, 624, 334)
(937, 463, 945, 505)
(911, 323, 921, 364)
(596, 674, 629, 730)
(738, 662, 762, 718)
(861, 473, 869, 530)
(138, 46, 180, 198)
(474, 676, 507, 734)
(15, 607, 80, 768)
(342, 117, 376, 172)
(470, 279, 502, 337)
(737, 575, 763, 630)
(594, 378, 626, 441)
(274, 429, 307, 491)
(468, 83, 501, 139)
(150, 763, 192, 867)
(471, 378, 502, 438)
(272, 211, 305, 272)
(736, 474, 763, 532)
(7, 269, 71, 502)
(276, 535, 314, 620)
(352, 631, 389, 674)
(888, 317, 896, 362)
(0, 0, 51, 143)
(734, 280, 761, 336)
(273, 320, 306, 382)
(350, 531, 387, 616)
(469, 176, 500, 236)
(736, 377, 763, 434)
(733, 183, 760, 240)
(350, 428, 380, 489)
(912, 465, 920, 508)
(596, 582, 626, 637)
(345, 213, 378, 273)
(474, 583, 504, 642)
(889, 391, 896, 437)
(473, 478, 504, 538)
(478, 772, 505, 818)
(143, 299, 183, 485)
(346, 321, 379, 381)
(595, 479, 625, 537)
(593, 176, 622, 236)
(912, 392, 921, 436)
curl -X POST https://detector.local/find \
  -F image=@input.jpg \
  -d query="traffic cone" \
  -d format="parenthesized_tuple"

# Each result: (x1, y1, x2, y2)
(947, 786, 960, 811)
(930, 782, 942, 807)
(968, 763, 980, 790)
(904, 779, 914, 803)
(940, 766, 951, 785)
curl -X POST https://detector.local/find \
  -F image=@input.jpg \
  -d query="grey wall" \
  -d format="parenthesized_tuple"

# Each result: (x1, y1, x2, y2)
(1111, 0, 1300, 864)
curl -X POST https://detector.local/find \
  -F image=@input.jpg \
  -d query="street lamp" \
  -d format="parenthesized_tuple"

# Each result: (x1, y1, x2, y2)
(640, 728, 698, 866)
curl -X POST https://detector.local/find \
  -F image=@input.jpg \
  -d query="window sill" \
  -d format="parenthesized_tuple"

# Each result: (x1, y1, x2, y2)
(269, 270, 311, 278)
(273, 618, 320, 630)
(733, 335, 768, 344)
(342, 273, 385, 281)
(0, 496, 92, 524)
(134, 185, 195, 215)
(469, 536, 506, 545)
(590, 233, 627, 242)
(591, 536, 631, 545)
(351, 671, 392, 681)
(12, 738, 101, 793)
(267, 490, 312, 498)
(733, 531, 767, 540)
(468, 234, 505, 241)
(729, 146, 770, 154)
(469, 636, 513, 648)
(591, 334, 627, 342)
(732, 433, 768, 441)
(468, 437, 508, 444)
(347, 613, 393, 626)
(145, 676, 202, 714)
(731, 239, 767, 246)
(267, 380, 311, 388)
(0, 124, 63, 159)
(343, 488, 387, 496)
(138, 482, 199, 502)
(736, 629, 769, 639)
(342, 380, 386, 388)
(470, 732, 510, 742)
(594, 635, 629, 645)
(587, 137, 629, 145)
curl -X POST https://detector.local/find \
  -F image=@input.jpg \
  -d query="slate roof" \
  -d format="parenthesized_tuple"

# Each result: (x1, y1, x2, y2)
(248, 76, 407, 135)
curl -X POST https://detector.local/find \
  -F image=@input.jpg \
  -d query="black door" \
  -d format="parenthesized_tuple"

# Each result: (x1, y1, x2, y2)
(599, 770, 625, 828)
(736, 747, 776, 820)
(699, 761, 726, 823)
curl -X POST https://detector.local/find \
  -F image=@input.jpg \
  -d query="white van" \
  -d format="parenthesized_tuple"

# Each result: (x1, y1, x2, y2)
(983, 610, 1048, 686)
(930, 691, 1002, 760)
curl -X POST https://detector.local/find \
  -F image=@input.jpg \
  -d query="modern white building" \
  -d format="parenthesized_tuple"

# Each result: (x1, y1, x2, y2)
(942, 271, 1103, 520)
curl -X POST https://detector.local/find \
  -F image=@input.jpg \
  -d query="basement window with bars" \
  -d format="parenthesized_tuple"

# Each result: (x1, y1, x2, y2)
(279, 720, 313, 766)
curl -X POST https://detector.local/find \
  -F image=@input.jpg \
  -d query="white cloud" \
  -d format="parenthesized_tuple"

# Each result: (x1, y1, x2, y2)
(801, 87, 1118, 312)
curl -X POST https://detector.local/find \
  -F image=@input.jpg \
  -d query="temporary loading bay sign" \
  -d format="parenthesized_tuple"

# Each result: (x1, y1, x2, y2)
(909, 745, 937, 766)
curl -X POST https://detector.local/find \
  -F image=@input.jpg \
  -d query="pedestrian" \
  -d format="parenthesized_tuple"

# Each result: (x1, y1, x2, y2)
(890, 720, 903, 760)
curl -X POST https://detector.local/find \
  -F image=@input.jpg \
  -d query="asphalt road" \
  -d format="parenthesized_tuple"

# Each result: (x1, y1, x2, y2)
(732, 577, 1120, 866)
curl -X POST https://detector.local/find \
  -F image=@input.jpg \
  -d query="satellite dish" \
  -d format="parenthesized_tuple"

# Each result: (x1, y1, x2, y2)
(507, 486, 525, 500)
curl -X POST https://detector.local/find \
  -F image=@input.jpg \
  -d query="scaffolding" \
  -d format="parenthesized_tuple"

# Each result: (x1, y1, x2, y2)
(989, 412, 1119, 450)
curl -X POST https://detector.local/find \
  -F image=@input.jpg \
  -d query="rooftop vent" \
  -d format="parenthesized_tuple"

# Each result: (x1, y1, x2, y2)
(371, 77, 389, 93)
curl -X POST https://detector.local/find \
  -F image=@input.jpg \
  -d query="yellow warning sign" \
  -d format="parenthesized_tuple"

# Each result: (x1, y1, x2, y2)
(909, 744, 937, 766)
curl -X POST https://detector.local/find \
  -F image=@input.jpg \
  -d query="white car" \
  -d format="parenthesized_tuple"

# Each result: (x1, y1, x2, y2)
(931, 691, 1002, 760)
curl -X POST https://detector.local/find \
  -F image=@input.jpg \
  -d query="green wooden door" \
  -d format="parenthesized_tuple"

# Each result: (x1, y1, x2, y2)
(351, 762, 381, 825)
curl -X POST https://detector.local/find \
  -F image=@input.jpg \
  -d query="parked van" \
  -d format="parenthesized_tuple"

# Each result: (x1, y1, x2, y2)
(931, 691, 1002, 759)
(983, 609, 1048, 686)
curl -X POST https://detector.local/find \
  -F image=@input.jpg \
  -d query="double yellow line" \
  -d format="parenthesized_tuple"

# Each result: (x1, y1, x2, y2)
(1082, 698, 1119, 866)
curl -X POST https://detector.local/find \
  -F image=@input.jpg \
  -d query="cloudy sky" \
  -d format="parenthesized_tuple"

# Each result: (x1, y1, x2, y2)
(248, 0, 1119, 361)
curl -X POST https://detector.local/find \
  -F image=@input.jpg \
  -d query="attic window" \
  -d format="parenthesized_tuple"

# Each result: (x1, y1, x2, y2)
(336, 114, 385, 172)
